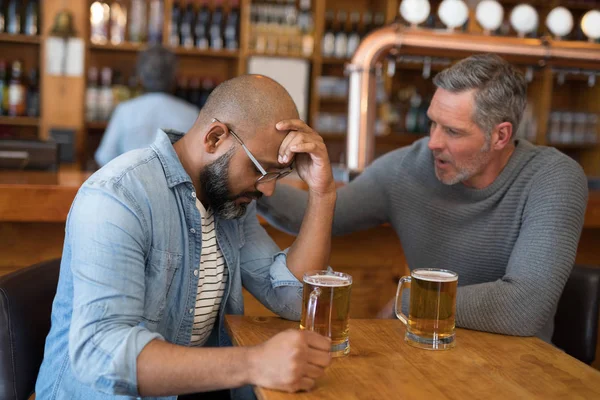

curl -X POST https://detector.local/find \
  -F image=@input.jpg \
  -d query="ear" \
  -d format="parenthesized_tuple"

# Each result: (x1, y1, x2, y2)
(491, 122, 513, 150)
(203, 121, 229, 154)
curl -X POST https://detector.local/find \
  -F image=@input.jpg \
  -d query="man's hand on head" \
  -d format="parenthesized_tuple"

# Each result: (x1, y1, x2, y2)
(276, 119, 335, 198)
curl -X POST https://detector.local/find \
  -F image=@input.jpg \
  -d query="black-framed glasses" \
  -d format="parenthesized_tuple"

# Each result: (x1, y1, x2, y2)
(212, 118, 293, 185)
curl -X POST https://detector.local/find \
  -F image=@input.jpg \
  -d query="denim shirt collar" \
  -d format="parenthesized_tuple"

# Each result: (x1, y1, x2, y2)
(151, 129, 193, 189)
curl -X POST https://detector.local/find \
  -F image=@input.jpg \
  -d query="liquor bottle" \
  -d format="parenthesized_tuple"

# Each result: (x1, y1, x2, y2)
(8, 60, 26, 117)
(148, 0, 164, 43)
(175, 76, 189, 100)
(128, 74, 143, 98)
(26, 68, 39, 117)
(86, 67, 100, 122)
(333, 11, 348, 59)
(372, 12, 385, 32)
(322, 10, 335, 57)
(199, 77, 215, 108)
(90, 1, 110, 44)
(24, 0, 39, 36)
(109, 0, 127, 45)
(169, 0, 182, 46)
(129, 0, 147, 43)
(2, 62, 9, 113)
(254, 0, 268, 53)
(346, 12, 361, 58)
(224, 0, 240, 50)
(298, 0, 314, 57)
(210, 0, 224, 50)
(195, 0, 211, 49)
(112, 70, 130, 109)
(180, 0, 196, 48)
(0, 61, 6, 116)
(361, 12, 372, 38)
(188, 77, 201, 108)
(98, 67, 114, 121)
(6, 0, 20, 35)
(0, 0, 5, 33)
(405, 92, 422, 134)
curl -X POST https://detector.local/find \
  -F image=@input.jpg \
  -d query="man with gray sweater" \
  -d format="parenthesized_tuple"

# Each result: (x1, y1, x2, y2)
(258, 54, 588, 342)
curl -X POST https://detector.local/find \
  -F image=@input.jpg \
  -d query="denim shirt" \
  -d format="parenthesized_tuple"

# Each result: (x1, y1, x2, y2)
(35, 130, 304, 400)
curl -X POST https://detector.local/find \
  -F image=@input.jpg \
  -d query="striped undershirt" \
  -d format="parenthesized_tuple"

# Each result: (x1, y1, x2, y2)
(190, 199, 228, 346)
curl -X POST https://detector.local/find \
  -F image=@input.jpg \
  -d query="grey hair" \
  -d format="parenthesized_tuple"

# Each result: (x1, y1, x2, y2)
(136, 45, 177, 93)
(432, 54, 527, 139)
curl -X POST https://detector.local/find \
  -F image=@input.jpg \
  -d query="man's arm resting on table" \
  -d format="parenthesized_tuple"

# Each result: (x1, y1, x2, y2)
(136, 340, 252, 396)
(138, 329, 332, 396)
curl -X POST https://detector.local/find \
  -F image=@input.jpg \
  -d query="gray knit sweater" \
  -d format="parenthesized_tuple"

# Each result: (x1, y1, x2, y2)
(258, 138, 588, 341)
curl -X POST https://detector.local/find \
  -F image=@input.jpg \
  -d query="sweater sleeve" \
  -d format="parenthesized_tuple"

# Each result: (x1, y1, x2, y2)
(257, 149, 403, 236)
(455, 158, 588, 336)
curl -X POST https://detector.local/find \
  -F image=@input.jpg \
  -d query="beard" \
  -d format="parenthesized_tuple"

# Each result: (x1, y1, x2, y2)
(434, 138, 492, 186)
(199, 148, 263, 220)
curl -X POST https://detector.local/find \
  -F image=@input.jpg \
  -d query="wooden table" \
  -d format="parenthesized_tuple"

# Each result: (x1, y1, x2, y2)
(225, 316, 600, 400)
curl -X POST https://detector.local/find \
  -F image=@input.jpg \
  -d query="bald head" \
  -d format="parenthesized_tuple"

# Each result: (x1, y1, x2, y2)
(197, 75, 299, 139)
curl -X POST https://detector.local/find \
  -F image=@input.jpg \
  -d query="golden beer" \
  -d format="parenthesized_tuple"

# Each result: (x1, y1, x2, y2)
(300, 270, 352, 357)
(396, 269, 458, 350)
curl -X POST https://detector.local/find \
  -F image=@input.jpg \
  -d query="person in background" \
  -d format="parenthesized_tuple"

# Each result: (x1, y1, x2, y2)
(94, 45, 199, 167)
(258, 54, 588, 343)
(36, 75, 336, 400)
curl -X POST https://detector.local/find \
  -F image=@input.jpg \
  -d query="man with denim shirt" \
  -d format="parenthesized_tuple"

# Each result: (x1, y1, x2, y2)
(36, 75, 336, 399)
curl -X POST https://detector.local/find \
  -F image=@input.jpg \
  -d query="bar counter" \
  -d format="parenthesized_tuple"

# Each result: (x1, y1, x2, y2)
(2, 168, 600, 226)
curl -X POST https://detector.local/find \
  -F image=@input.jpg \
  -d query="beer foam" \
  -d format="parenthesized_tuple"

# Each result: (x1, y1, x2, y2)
(413, 269, 458, 282)
(304, 274, 352, 287)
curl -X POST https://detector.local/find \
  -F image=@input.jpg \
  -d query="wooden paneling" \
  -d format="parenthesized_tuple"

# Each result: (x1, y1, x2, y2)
(0, 222, 65, 276)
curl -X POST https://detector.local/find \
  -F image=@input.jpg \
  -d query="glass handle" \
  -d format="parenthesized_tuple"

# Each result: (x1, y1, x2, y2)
(395, 276, 411, 325)
(306, 287, 322, 332)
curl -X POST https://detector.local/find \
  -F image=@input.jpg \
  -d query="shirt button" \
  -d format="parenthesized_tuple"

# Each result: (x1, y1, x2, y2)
(189, 228, 196, 234)
(189, 308, 194, 314)
(191, 192, 196, 198)
(193, 270, 199, 277)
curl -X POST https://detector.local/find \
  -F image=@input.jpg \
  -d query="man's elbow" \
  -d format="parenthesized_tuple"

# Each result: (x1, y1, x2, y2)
(273, 285, 303, 321)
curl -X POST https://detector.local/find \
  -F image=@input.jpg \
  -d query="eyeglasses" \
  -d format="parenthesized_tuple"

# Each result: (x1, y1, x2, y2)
(212, 118, 293, 186)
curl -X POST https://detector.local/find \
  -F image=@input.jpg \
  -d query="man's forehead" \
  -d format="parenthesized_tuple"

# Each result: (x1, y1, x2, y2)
(246, 124, 290, 166)
(430, 89, 476, 125)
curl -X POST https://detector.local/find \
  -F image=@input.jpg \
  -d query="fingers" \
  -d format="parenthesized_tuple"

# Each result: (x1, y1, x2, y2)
(279, 133, 326, 165)
(307, 348, 332, 368)
(302, 330, 332, 351)
(276, 119, 311, 133)
(303, 363, 327, 379)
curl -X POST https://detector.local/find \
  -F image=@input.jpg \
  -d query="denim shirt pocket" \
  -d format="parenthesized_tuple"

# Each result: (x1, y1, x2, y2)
(142, 246, 182, 323)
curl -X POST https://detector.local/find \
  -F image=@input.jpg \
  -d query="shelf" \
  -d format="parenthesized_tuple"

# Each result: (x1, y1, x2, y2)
(321, 132, 425, 147)
(322, 57, 350, 65)
(319, 97, 348, 104)
(246, 51, 312, 60)
(378, 133, 426, 146)
(89, 42, 146, 52)
(0, 33, 40, 45)
(86, 121, 108, 130)
(172, 47, 239, 58)
(548, 142, 598, 150)
(0, 116, 40, 127)
(90, 42, 240, 59)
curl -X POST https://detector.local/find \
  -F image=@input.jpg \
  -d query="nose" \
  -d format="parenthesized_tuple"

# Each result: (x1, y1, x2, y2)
(256, 179, 277, 197)
(428, 125, 445, 153)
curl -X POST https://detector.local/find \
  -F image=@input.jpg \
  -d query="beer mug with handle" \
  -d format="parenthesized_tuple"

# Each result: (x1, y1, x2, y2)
(300, 269, 352, 357)
(395, 268, 458, 350)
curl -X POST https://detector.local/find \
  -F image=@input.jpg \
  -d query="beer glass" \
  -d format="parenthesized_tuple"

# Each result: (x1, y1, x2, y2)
(395, 268, 458, 350)
(300, 270, 352, 357)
